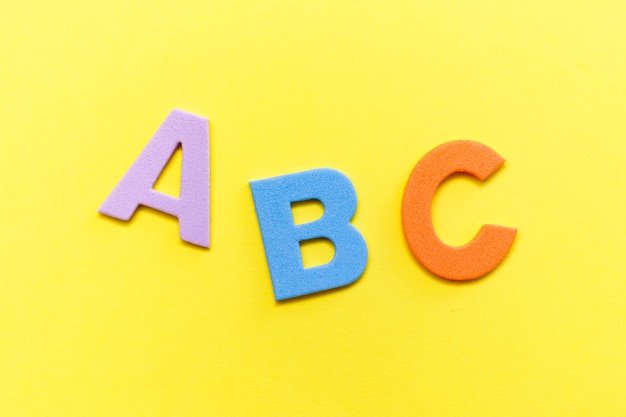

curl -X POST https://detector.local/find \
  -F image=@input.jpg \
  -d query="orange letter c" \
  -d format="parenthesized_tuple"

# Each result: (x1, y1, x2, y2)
(401, 140, 517, 281)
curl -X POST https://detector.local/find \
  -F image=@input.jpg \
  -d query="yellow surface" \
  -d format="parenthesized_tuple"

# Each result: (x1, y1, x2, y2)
(1, 1, 625, 416)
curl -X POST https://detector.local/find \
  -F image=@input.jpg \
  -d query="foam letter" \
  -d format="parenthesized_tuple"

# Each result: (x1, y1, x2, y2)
(99, 109, 210, 248)
(401, 140, 516, 280)
(250, 168, 368, 300)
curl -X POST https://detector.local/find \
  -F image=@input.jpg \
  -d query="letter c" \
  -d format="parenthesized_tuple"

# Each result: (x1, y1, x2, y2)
(401, 140, 517, 280)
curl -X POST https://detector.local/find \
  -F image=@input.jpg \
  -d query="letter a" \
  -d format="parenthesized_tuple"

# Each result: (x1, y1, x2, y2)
(99, 109, 210, 248)
(250, 168, 368, 300)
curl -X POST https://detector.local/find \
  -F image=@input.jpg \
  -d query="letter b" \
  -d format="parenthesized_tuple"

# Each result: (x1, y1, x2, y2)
(250, 168, 368, 300)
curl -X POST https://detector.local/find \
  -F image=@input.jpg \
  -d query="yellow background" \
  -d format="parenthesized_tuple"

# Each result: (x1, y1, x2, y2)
(1, 1, 625, 416)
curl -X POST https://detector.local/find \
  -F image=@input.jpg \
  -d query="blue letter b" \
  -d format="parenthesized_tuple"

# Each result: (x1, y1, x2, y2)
(250, 168, 368, 300)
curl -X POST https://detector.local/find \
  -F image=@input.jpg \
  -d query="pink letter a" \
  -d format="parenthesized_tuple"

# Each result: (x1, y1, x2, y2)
(99, 109, 210, 248)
